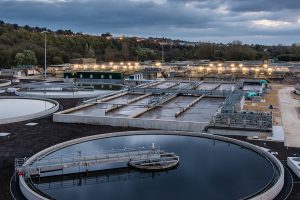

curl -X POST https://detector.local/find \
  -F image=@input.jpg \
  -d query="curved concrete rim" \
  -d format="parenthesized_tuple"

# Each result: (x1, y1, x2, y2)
(19, 131, 284, 200)
(15, 89, 119, 99)
(0, 79, 11, 87)
(16, 83, 126, 99)
(0, 96, 59, 125)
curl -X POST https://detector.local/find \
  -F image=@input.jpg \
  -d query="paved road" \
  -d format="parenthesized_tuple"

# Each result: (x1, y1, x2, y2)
(278, 87, 300, 148)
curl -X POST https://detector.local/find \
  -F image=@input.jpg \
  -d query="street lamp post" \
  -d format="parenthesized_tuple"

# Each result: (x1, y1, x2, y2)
(161, 43, 164, 65)
(42, 31, 48, 79)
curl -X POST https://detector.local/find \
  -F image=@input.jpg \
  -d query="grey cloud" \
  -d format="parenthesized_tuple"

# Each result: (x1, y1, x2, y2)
(227, 0, 300, 12)
(0, 0, 299, 44)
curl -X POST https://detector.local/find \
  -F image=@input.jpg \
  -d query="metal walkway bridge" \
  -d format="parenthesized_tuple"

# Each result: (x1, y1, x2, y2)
(130, 87, 230, 97)
(15, 145, 178, 178)
(31, 167, 170, 191)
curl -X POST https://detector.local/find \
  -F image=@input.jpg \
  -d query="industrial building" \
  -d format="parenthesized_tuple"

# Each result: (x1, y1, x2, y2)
(64, 71, 123, 84)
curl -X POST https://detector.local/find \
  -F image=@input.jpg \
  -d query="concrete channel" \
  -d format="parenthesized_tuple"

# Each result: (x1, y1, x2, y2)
(197, 82, 220, 90)
(53, 80, 242, 132)
(150, 81, 177, 89)
(54, 93, 225, 132)
(70, 94, 142, 117)
(138, 96, 199, 121)
(215, 83, 235, 91)
(107, 95, 154, 117)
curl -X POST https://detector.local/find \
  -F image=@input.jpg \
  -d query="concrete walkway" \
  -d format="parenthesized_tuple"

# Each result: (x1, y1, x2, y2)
(278, 87, 300, 148)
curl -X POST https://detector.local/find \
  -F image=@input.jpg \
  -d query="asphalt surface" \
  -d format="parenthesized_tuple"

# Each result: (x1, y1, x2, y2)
(279, 87, 300, 148)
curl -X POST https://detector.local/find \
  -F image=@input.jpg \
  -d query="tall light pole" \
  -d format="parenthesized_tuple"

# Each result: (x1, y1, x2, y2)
(161, 43, 164, 65)
(42, 31, 48, 79)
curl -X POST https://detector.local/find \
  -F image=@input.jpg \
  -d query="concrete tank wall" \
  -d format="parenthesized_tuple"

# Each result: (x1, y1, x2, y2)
(15, 90, 113, 99)
(18, 130, 284, 200)
(53, 113, 208, 132)
(19, 178, 48, 200)
(0, 97, 59, 124)
(0, 79, 11, 87)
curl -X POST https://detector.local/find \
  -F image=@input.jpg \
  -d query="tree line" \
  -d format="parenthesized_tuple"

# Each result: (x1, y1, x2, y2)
(0, 20, 300, 68)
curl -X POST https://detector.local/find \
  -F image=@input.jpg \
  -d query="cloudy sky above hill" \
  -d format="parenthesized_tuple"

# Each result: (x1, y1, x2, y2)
(0, 0, 300, 44)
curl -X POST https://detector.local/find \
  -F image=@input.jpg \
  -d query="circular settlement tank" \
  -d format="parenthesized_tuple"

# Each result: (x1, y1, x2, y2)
(0, 97, 59, 124)
(19, 131, 284, 200)
(15, 83, 124, 99)
(0, 79, 11, 87)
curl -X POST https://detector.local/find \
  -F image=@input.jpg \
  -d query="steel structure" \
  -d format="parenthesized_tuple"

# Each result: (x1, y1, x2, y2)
(130, 87, 230, 97)
(209, 112, 272, 131)
(31, 168, 166, 191)
(20, 83, 94, 92)
(15, 145, 178, 179)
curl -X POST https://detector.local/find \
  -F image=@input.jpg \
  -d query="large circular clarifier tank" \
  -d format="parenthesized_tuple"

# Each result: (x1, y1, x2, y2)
(0, 79, 11, 87)
(0, 97, 59, 124)
(19, 131, 284, 200)
(15, 83, 124, 99)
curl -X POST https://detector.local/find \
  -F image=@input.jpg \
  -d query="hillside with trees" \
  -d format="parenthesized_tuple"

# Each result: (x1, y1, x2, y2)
(0, 20, 300, 68)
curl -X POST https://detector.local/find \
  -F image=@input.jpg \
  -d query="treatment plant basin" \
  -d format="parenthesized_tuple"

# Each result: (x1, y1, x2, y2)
(19, 131, 284, 200)
(0, 79, 11, 87)
(0, 97, 59, 124)
(15, 83, 124, 99)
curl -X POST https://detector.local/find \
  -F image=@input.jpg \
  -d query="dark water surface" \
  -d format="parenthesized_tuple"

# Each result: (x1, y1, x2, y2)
(33, 134, 274, 200)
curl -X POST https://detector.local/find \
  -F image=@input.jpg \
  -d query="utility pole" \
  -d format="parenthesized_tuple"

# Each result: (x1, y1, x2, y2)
(42, 31, 48, 79)
(161, 43, 164, 65)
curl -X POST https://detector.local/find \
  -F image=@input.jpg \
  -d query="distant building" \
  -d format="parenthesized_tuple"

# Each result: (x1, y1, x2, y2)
(0, 69, 18, 77)
(143, 67, 162, 79)
(128, 73, 143, 80)
(47, 63, 71, 77)
(0, 65, 42, 77)
(69, 58, 96, 65)
(64, 71, 124, 84)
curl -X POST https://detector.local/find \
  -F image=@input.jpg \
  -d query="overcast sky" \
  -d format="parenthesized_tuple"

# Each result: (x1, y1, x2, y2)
(0, 0, 300, 45)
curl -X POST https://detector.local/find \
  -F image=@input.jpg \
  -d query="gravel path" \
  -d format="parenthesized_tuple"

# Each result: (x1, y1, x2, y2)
(279, 87, 300, 148)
